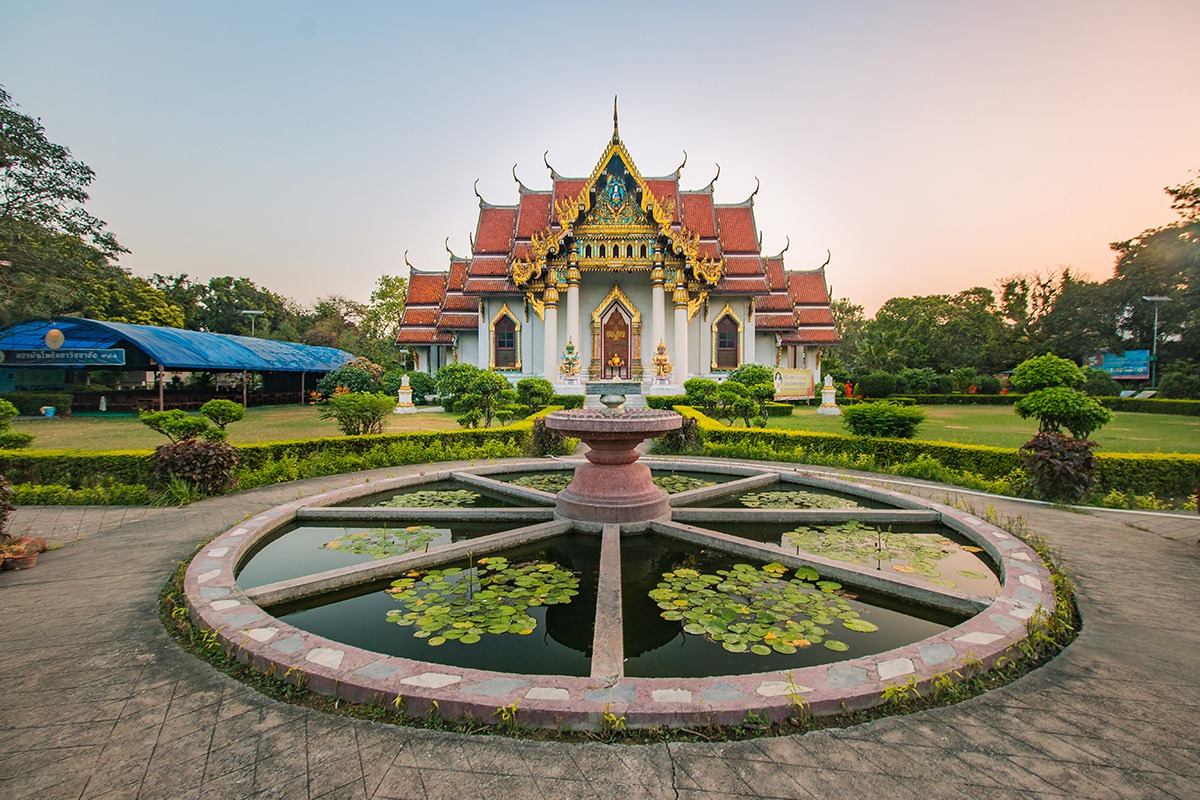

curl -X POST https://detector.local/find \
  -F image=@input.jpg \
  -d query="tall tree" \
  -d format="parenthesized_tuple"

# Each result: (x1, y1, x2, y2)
(0, 84, 181, 327)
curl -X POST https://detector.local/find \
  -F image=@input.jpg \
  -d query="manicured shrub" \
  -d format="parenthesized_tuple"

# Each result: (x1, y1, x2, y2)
(199, 399, 245, 430)
(653, 416, 700, 454)
(315, 358, 384, 396)
(1010, 353, 1083, 392)
(645, 395, 689, 410)
(516, 377, 555, 411)
(434, 363, 484, 409)
(950, 367, 981, 394)
(0, 432, 33, 449)
(1019, 432, 1098, 502)
(139, 409, 211, 443)
(1096, 397, 1200, 416)
(0, 399, 18, 427)
(683, 378, 720, 415)
(1157, 372, 1200, 400)
(318, 391, 396, 435)
(842, 401, 926, 438)
(854, 371, 897, 399)
(10, 483, 151, 506)
(727, 364, 773, 388)
(531, 418, 570, 456)
(0, 392, 72, 416)
(551, 393, 585, 410)
(151, 439, 239, 496)
(1081, 368, 1122, 397)
(896, 368, 943, 394)
(1014, 386, 1112, 439)
(976, 375, 1002, 394)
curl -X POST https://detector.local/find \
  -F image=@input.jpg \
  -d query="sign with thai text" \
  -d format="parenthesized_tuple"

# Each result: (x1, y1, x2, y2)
(1, 349, 127, 366)
(1084, 350, 1149, 380)
(773, 368, 815, 400)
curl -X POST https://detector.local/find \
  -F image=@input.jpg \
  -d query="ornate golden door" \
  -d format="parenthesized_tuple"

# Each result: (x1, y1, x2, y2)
(602, 308, 631, 378)
(590, 283, 642, 381)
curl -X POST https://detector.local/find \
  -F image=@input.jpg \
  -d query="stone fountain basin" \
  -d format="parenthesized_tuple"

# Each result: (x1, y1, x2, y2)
(544, 408, 683, 438)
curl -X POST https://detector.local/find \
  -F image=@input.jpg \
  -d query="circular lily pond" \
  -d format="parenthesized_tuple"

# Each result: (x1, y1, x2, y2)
(185, 458, 1056, 730)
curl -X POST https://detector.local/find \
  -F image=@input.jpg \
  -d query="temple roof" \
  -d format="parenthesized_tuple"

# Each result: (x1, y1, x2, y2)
(396, 123, 837, 350)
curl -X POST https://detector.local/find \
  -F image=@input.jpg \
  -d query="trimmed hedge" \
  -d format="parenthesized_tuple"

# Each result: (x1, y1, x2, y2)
(551, 394, 585, 410)
(674, 406, 1200, 501)
(0, 392, 73, 416)
(902, 394, 1024, 406)
(1097, 397, 1200, 416)
(645, 396, 793, 417)
(10, 483, 151, 506)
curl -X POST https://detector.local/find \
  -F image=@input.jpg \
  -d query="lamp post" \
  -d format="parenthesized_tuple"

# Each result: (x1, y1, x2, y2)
(1141, 295, 1172, 388)
(239, 310, 265, 406)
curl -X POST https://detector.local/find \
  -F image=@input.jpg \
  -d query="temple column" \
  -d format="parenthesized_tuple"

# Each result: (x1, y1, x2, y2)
(543, 286, 559, 381)
(650, 266, 666, 374)
(565, 263, 581, 363)
(673, 285, 689, 386)
(478, 303, 490, 369)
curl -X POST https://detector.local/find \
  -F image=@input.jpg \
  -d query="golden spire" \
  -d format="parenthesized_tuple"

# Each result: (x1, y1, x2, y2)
(612, 95, 620, 143)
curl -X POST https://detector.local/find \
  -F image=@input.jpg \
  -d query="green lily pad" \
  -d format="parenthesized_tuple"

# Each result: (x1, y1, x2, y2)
(377, 489, 480, 508)
(652, 475, 716, 494)
(741, 490, 861, 509)
(928, 578, 957, 588)
(842, 618, 879, 633)
(957, 569, 989, 580)
(321, 525, 441, 559)
(509, 473, 572, 492)
(823, 639, 849, 652)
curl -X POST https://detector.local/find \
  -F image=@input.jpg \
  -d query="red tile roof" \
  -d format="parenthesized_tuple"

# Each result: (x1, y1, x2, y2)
(553, 179, 586, 207)
(715, 206, 759, 252)
(442, 294, 479, 312)
(764, 257, 786, 290)
(793, 307, 835, 325)
(755, 291, 793, 312)
(723, 255, 766, 276)
(436, 312, 480, 330)
(446, 260, 468, 291)
(474, 206, 518, 253)
(714, 276, 770, 294)
(463, 277, 516, 294)
(787, 271, 831, 305)
(400, 307, 439, 326)
(516, 193, 553, 238)
(468, 255, 509, 277)
(395, 328, 454, 344)
(697, 240, 722, 260)
(780, 328, 840, 345)
(753, 312, 797, 330)
(644, 179, 679, 222)
(406, 273, 447, 305)
(680, 191, 716, 237)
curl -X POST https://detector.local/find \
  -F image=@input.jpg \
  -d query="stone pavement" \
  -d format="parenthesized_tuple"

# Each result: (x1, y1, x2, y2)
(1, 460, 1198, 799)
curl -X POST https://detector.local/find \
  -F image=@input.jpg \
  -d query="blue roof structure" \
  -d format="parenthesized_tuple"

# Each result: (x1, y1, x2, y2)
(0, 318, 354, 372)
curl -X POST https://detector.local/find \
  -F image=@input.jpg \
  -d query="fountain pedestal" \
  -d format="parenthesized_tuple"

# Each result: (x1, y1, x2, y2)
(545, 408, 682, 529)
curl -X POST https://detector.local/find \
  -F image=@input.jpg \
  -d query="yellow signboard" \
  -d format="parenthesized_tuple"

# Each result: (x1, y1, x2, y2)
(773, 368, 815, 400)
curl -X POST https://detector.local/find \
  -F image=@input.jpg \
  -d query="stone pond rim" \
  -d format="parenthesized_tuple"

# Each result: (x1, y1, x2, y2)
(544, 408, 683, 529)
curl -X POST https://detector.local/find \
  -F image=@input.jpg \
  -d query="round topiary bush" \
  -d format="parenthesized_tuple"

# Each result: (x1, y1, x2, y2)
(842, 401, 926, 438)
(854, 371, 897, 399)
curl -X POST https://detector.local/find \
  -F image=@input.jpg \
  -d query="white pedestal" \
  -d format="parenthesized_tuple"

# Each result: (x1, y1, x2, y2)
(817, 386, 842, 416)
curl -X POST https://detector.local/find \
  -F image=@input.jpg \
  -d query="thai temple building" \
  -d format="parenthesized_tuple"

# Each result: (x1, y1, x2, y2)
(396, 110, 838, 392)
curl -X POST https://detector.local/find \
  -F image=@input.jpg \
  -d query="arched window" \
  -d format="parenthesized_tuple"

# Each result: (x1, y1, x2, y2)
(599, 244, 606, 258)
(715, 315, 739, 369)
(585, 245, 593, 258)
(626, 244, 634, 258)
(492, 307, 519, 369)
(640, 244, 648, 258)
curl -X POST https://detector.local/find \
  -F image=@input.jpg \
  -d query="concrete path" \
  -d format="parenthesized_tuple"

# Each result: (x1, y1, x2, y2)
(2, 459, 1198, 799)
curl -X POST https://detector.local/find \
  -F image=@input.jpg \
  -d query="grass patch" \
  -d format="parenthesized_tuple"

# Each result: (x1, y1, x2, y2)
(13, 405, 462, 451)
(769, 405, 1200, 454)
(160, 507, 1078, 742)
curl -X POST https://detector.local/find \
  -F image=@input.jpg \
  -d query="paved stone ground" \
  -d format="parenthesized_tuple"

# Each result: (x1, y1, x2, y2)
(2, 459, 1198, 799)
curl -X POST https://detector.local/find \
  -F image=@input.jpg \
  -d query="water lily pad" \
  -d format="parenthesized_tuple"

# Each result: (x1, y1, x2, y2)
(652, 475, 715, 494)
(386, 558, 579, 646)
(750, 644, 772, 656)
(509, 473, 572, 492)
(741, 490, 860, 509)
(957, 569, 988, 580)
(823, 639, 849, 652)
(321, 526, 440, 559)
(928, 577, 957, 588)
(378, 489, 480, 508)
(842, 618, 879, 633)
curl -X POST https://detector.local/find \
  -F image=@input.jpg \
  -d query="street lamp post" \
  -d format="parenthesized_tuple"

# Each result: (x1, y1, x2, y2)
(1141, 295, 1172, 389)
(239, 310, 265, 406)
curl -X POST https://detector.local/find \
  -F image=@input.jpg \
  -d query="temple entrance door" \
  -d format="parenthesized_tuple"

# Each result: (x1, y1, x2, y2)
(601, 305, 632, 379)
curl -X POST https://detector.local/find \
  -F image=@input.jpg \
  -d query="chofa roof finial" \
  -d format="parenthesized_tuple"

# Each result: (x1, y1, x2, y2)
(473, 179, 483, 206)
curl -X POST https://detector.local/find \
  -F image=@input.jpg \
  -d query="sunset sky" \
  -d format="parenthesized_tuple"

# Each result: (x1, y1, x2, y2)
(2, 0, 1197, 314)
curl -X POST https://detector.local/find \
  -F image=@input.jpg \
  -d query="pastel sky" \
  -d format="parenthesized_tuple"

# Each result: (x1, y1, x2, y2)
(2, 0, 1197, 313)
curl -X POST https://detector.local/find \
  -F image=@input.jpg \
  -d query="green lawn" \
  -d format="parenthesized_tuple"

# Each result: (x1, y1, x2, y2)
(764, 405, 1200, 454)
(12, 405, 464, 451)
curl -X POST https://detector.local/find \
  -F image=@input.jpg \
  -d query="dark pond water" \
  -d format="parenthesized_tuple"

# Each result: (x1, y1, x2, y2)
(702, 521, 1002, 596)
(272, 535, 600, 677)
(620, 535, 967, 678)
(332, 479, 539, 508)
(235, 521, 512, 589)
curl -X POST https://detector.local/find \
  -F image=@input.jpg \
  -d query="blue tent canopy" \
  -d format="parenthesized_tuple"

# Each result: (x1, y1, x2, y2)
(0, 318, 354, 372)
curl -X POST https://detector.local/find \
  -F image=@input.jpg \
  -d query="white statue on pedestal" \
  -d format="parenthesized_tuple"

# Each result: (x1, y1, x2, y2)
(817, 374, 842, 416)
(393, 374, 415, 414)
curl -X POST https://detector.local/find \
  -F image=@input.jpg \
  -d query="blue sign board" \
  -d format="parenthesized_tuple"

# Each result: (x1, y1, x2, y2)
(1, 349, 127, 366)
(1084, 350, 1149, 380)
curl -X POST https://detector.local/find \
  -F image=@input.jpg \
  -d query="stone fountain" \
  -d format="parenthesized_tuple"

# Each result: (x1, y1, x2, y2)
(545, 395, 682, 529)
